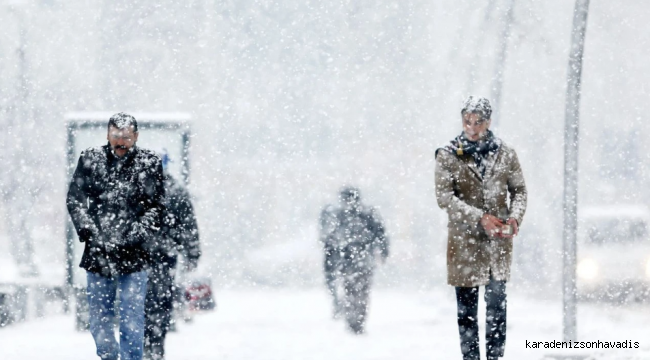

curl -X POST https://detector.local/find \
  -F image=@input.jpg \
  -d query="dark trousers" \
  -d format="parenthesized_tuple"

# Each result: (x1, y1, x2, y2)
(144, 262, 176, 360)
(324, 247, 341, 313)
(342, 267, 372, 334)
(455, 276, 507, 360)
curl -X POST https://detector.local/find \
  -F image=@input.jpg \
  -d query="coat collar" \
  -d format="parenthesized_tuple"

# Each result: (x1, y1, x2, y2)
(458, 137, 503, 181)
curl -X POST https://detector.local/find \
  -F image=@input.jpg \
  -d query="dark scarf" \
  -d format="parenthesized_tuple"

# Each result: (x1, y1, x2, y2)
(438, 130, 500, 177)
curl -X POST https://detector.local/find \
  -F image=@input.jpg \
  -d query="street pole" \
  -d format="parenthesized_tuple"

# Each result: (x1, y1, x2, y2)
(6, 0, 39, 277)
(563, 0, 590, 342)
(490, 0, 515, 128)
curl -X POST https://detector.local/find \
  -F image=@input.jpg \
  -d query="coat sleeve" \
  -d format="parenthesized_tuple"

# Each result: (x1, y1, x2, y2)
(506, 149, 527, 226)
(66, 152, 99, 242)
(435, 151, 484, 225)
(124, 157, 165, 247)
(369, 208, 389, 259)
(173, 187, 201, 266)
(318, 206, 336, 247)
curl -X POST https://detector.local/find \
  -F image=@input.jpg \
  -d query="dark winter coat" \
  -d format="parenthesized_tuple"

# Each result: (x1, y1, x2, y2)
(319, 204, 389, 272)
(435, 138, 527, 287)
(67, 144, 165, 277)
(148, 174, 201, 268)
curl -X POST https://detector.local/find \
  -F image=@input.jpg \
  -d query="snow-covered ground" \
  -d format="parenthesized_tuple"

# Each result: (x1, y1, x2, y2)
(1, 288, 649, 360)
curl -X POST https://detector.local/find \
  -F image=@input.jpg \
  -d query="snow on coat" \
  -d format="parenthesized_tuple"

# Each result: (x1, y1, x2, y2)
(147, 173, 201, 267)
(435, 138, 527, 287)
(67, 144, 165, 277)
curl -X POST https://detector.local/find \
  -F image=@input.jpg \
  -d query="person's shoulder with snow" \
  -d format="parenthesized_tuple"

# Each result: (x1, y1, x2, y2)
(134, 147, 162, 166)
(493, 139, 517, 160)
(319, 204, 340, 242)
(70, 146, 112, 179)
(365, 205, 384, 223)
(78, 145, 109, 164)
(164, 173, 187, 196)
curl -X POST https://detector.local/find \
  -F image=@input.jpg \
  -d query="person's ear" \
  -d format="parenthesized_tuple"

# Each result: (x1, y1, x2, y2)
(133, 131, 139, 142)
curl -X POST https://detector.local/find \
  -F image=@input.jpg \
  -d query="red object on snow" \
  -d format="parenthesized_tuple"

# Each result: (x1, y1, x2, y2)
(184, 280, 216, 312)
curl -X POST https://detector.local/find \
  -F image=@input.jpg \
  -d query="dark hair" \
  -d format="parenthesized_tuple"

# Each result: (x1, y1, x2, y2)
(461, 96, 492, 121)
(108, 112, 138, 132)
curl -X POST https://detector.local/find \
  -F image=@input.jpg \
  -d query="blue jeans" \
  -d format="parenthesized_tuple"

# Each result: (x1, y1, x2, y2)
(87, 270, 148, 360)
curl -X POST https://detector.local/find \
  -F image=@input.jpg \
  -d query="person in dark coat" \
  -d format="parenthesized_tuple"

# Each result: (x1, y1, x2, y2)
(319, 186, 389, 334)
(67, 113, 165, 360)
(144, 155, 201, 360)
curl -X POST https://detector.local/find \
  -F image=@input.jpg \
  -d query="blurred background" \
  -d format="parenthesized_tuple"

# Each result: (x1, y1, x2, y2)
(0, 0, 649, 302)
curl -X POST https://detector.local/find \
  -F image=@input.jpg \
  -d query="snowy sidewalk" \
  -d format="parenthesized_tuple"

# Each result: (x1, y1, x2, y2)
(1, 288, 649, 360)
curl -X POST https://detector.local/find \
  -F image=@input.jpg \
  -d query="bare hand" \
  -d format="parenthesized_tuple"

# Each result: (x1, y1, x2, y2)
(480, 214, 504, 237)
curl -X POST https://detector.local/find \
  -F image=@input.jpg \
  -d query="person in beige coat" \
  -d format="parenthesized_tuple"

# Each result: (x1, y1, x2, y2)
(435, 96, 527, 360)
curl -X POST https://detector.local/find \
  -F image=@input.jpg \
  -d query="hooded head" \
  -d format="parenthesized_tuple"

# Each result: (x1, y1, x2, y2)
(339, 186, 361, 210)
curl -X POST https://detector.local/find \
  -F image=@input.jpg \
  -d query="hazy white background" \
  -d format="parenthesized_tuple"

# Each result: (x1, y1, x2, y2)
(0, 0, 648, 296)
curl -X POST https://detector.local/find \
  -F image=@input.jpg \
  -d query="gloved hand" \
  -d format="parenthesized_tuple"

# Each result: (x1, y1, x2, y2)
(101, 222, 145, 251)
(78, 228, 94, 243)
(122, 222, 149, 247)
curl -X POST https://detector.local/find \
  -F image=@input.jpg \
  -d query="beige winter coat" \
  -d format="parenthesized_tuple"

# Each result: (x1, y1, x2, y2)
(435, 139, 527, 287)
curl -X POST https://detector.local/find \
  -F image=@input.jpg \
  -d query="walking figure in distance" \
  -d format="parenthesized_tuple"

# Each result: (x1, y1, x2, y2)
(319, 186, 389, 334)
